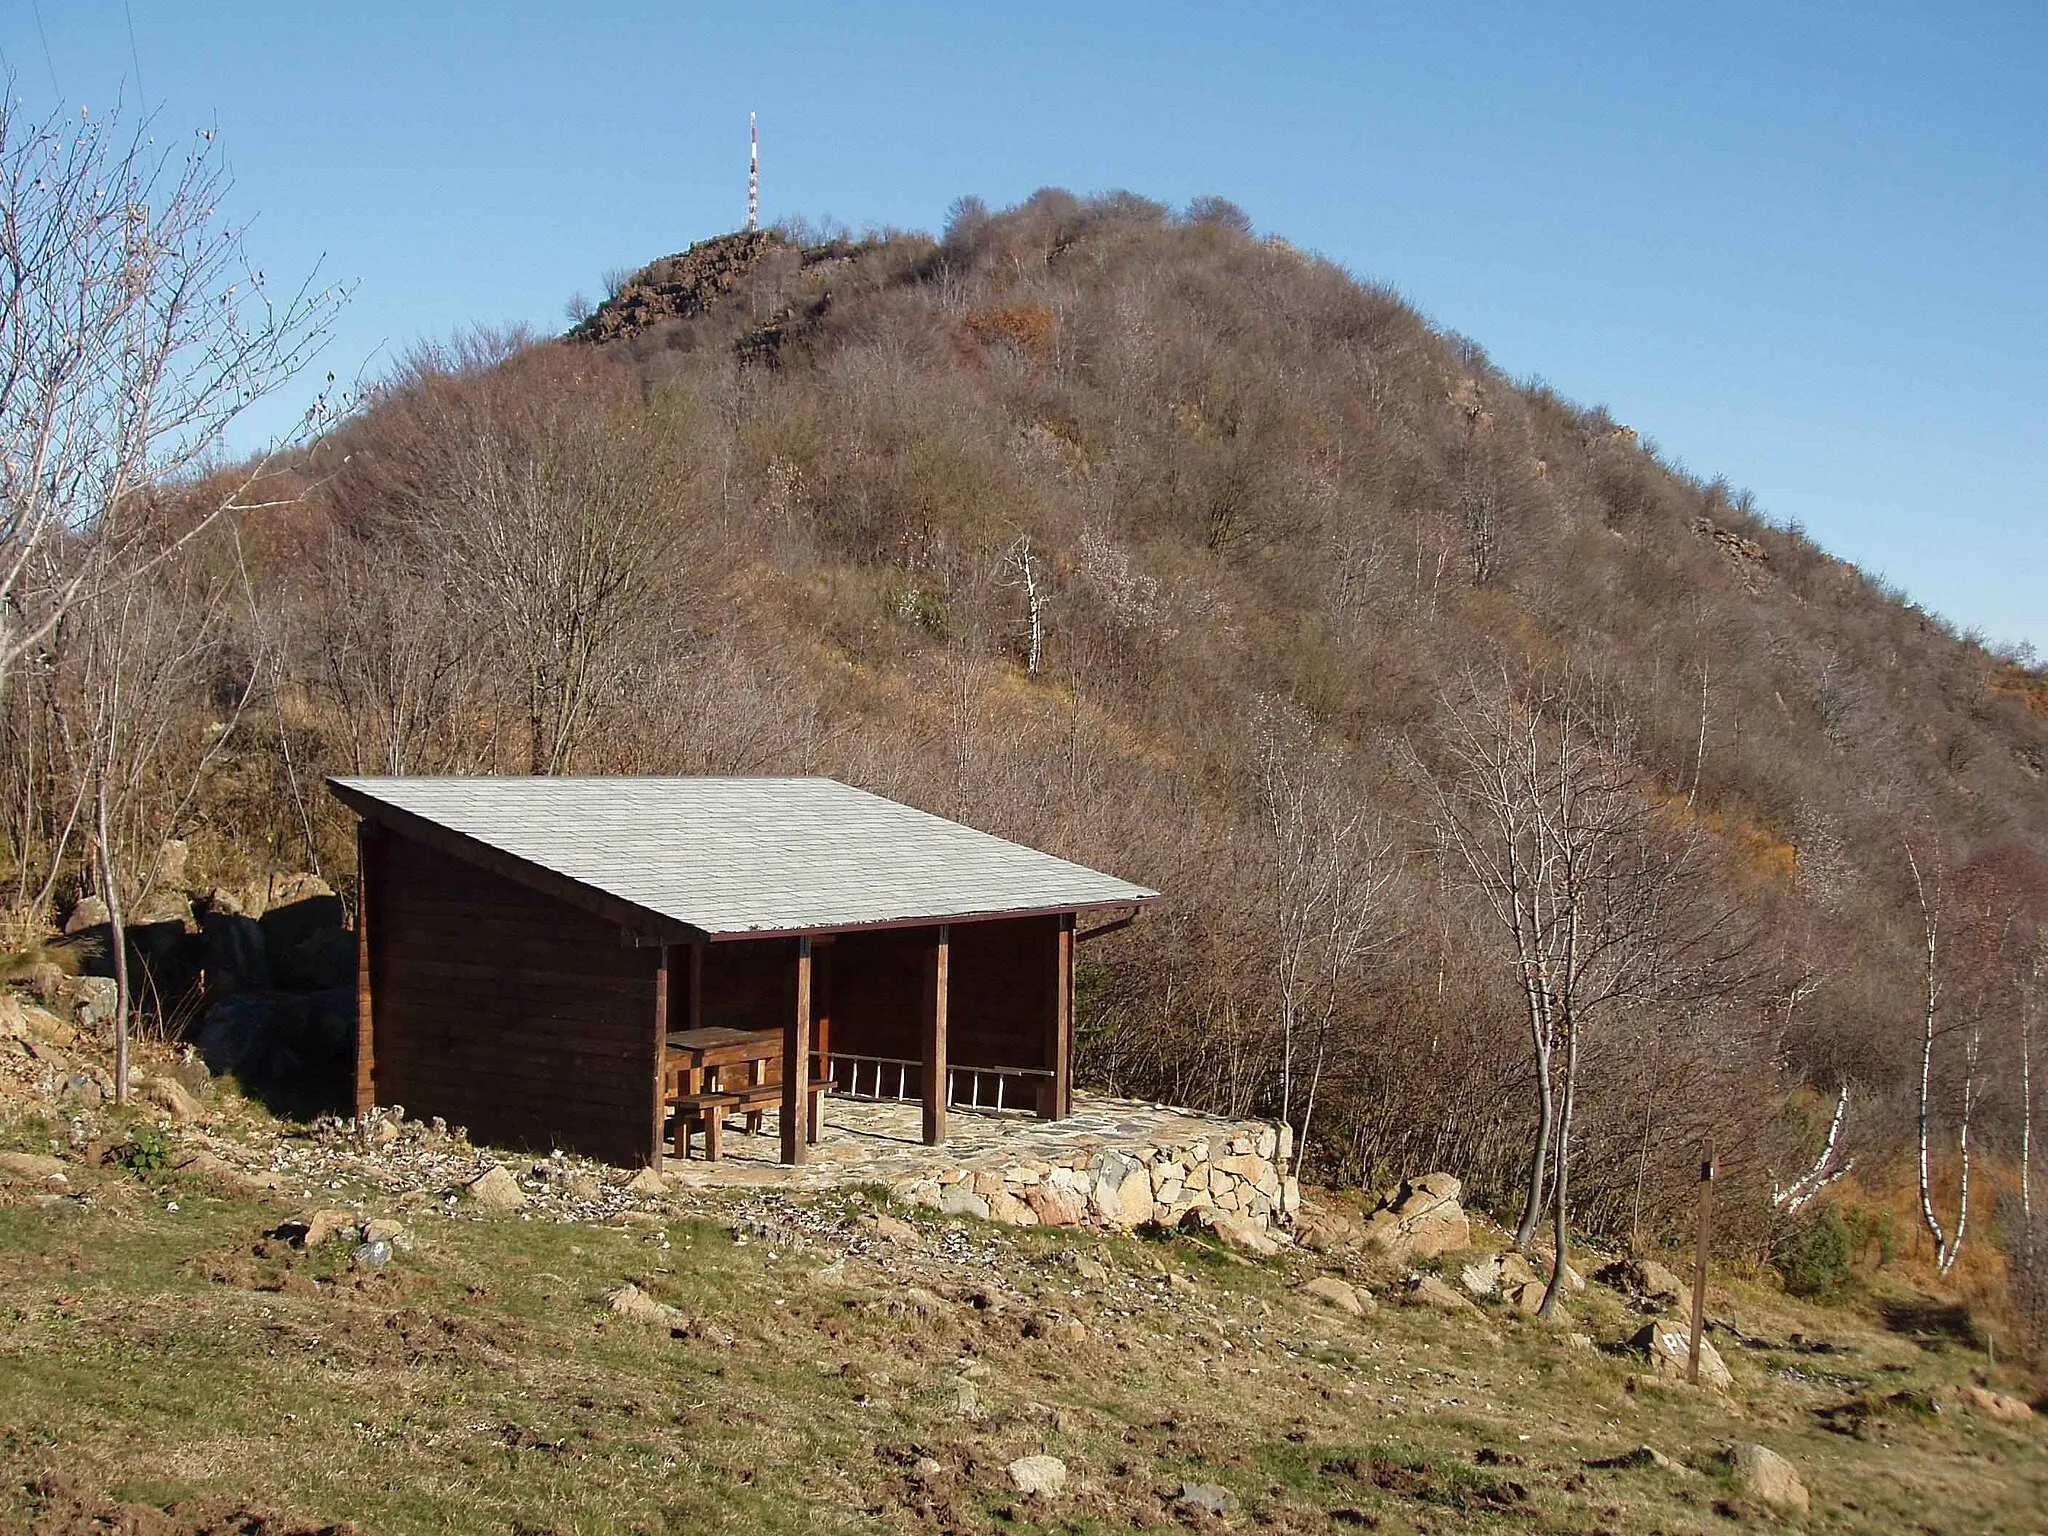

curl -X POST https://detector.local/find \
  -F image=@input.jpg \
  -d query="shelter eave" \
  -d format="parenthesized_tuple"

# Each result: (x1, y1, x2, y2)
(326, 778, 706, 945)
(698, 892, 1162, 942)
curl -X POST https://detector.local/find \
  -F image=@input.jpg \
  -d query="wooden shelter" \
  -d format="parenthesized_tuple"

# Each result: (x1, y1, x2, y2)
(327, 776, 1158, 1169)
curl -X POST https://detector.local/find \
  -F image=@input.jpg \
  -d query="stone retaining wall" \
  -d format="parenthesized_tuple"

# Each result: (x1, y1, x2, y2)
(891, 1120, 1296, 1232)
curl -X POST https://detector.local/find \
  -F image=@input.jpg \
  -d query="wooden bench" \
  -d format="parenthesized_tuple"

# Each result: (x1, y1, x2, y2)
(670, 1077, 830, 1162)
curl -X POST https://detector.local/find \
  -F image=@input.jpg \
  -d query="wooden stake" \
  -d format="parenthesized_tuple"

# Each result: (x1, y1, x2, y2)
(1688, 1138, 1716, 1386)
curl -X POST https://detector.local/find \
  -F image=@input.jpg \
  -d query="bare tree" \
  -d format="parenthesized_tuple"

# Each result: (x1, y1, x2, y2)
(408, 394, 676, 775)
(0, 89, 341, 707)
(60, 526, 260, 1100)
(312, 543, 504, 776)
(1417, 669, 1751, 1312)
(1252, 700, 1393, 1168)
(998, 533, 1046, 675)
(2024, 939, 2040, 1226)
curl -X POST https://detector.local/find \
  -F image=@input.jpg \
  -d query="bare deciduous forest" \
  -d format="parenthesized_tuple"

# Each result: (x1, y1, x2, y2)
(6, 152, 2045, 1338)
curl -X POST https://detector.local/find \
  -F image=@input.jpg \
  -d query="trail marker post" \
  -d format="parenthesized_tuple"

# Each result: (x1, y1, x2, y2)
(1688, 1138, 1717, 1386)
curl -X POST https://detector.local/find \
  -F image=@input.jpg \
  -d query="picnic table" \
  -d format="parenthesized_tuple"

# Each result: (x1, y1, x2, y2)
(663, 1026, 826, 1161)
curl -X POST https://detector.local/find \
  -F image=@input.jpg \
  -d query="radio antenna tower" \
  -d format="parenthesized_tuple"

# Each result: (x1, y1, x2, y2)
(747, 112, 759, 232)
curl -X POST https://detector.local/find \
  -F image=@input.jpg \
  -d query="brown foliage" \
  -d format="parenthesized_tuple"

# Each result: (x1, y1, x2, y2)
(9, 192, 2046, 1295)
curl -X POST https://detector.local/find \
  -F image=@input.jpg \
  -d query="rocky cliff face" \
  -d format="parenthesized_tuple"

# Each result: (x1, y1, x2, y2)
(568, 230, 784, 345)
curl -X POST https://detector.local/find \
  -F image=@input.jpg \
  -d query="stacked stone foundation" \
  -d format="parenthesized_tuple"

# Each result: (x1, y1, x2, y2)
(892, 1120, 1296, 1232)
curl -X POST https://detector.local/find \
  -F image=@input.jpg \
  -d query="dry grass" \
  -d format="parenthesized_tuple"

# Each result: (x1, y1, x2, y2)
(1, 1120, 2044, 1535)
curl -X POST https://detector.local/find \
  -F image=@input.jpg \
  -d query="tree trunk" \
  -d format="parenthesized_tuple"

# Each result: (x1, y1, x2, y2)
(1513, 983, 1556, 1251)
(1538, 1020, 1579, 1318)
(1912, 851, 1949, 1265)
(1940, 1024, 1978, 1277)
(2022, 955, 2036, 1226)
(95, 769, 130, 1107)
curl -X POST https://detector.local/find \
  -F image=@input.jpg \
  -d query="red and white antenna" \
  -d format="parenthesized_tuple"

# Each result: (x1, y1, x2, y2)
(747, 112, 759, 232)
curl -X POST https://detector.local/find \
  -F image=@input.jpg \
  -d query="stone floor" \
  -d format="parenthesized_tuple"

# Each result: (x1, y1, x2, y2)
(657, 1092, 1263, 1193)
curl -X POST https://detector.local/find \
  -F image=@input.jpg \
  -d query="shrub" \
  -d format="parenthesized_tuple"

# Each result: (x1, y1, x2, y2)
(116, 1124, 170, 1179)
(1774, 1206, 1854, 1302)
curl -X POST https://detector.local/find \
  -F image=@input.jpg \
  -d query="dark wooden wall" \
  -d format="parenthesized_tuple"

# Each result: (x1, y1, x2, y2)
(950, 915, 1057, 1070)
(825, 915, 1055, 1071)
(364, 830, 659, 1165)
(697, 938, 797, 1033)
(828, 927, 926, 1059)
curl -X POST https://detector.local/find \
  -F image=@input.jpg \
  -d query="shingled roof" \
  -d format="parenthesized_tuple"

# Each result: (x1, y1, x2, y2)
(326, 775, 1159, 939)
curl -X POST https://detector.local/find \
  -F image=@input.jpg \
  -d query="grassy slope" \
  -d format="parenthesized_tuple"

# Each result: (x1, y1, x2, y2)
(2, 1109, 2043, 1535)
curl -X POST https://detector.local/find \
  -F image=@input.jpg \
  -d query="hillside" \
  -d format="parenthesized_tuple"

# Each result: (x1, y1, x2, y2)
(1, 1041, 2043, 1535)
(3, 191, 2045, 1332)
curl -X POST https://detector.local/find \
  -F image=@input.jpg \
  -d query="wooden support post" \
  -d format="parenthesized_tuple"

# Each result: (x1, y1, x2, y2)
(782, 936, 813, 1166)
(1688, 1139, 1716, 1386)
(922, 924, 950, 1145)
(1041, 913, 1075, 1119)
(687, 939, 703, 1031)
(353, 822, 378, 1119)
(650, 943, 673, 1173)
(813, 938, 833, 1080)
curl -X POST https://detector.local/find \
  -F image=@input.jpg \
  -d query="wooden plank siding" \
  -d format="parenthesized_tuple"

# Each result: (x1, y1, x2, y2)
(365, 830, 661, 1165)
(948, 915, 1058, 1070)
(698, 937, 799, 1033)
(828, 915, 1057, 1075)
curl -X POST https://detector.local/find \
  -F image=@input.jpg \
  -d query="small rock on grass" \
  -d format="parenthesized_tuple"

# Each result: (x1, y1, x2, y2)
(1405, 1274, 1476, 1312)
(1726, 1443, 1809, 1514)
(1302, 1275, 1373, 1317)
(1006, 1454, 1068, 1497)
(1634, 1319, 1733, 1389)
(461, 1164, 527, 1209)
(300, 1208, 358, 1247)
(607, 1282, 687, 1329)
(871, 1285, 946, 1321)
(0, 1152, 68, 1187)
(1958, 1386, 2035, 1424)
(1071, 1250, 1112, 1283)
(863, 1213, 920, 1243)
(1585, 1445, 1686, 1473)
(1177, 1481, 1239, 1517)
(1179, 1206, 1280, 1258)
(141, 1076, 202, 1124)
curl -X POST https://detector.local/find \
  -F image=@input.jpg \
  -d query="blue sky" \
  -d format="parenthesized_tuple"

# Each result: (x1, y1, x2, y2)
(8, 2, 2043, 652)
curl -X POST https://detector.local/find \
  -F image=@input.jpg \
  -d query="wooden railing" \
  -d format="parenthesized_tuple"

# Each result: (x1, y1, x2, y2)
(818, 1051, 1053, 1115)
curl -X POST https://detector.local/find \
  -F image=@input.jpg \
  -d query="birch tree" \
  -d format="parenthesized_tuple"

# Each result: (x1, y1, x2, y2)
(1417, 669, 1751, 1311)
(1906, 842, 1974, 1276)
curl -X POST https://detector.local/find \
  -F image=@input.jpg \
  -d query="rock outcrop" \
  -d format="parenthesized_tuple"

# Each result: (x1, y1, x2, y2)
(569, 231, 783, 345)
(1360, 1173, 1470, 1258)
(1595, 1256, 1685, 1305)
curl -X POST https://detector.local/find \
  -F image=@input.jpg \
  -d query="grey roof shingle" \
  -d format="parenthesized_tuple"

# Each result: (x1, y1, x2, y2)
(327, 775, 1158, 938)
